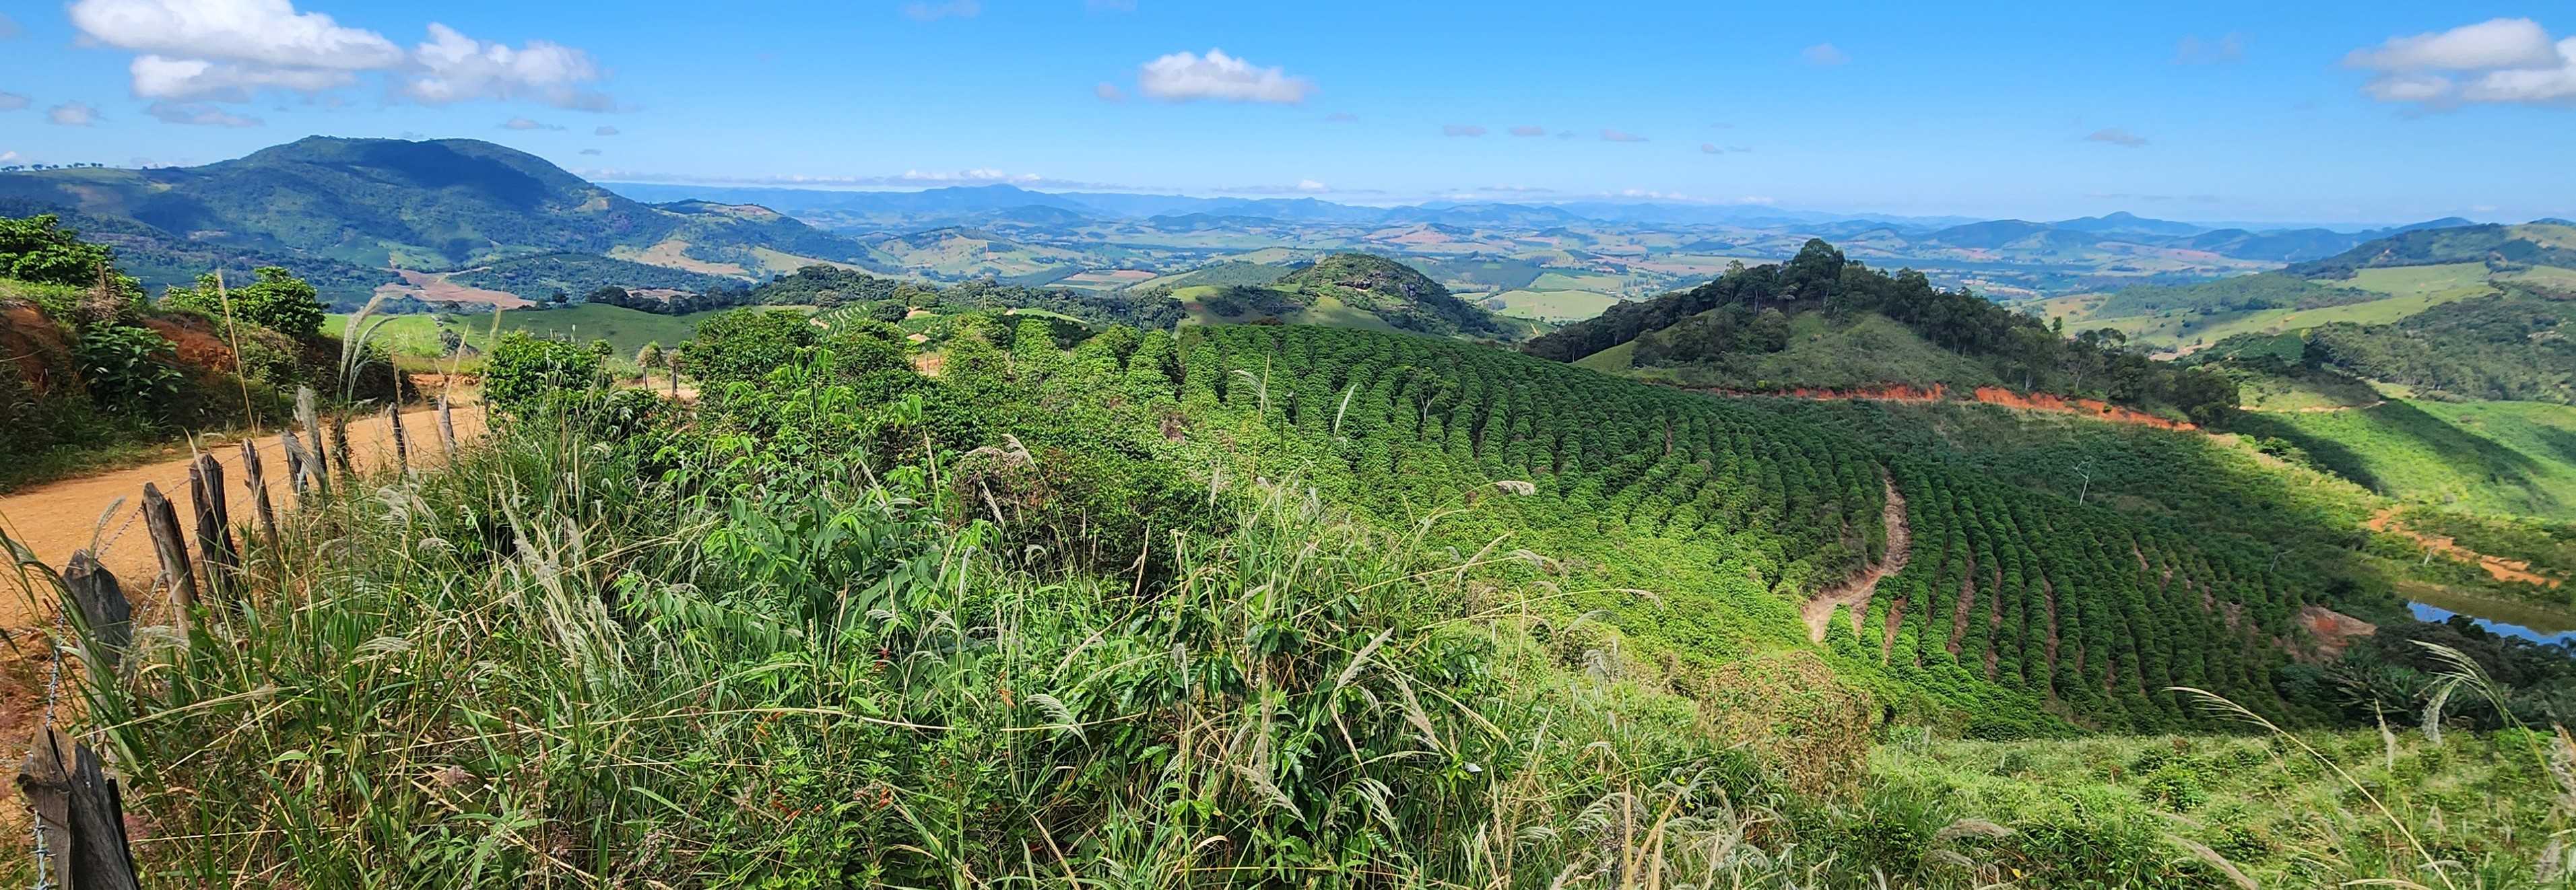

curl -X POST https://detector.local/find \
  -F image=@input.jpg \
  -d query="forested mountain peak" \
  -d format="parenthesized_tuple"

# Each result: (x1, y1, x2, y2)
(0, 137, 886, 294)
(1527, 238, 2238, 421)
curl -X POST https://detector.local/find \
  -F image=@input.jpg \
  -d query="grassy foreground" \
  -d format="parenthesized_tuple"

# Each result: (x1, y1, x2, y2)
(6, 317, 2572, 887)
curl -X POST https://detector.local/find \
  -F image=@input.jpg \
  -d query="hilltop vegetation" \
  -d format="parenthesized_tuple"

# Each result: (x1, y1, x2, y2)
(1531, 240, 2240, 422)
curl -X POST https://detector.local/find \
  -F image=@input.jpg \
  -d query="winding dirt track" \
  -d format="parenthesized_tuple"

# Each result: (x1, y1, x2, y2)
(0, 403, 489, 634)
(1802, 475, 1913, 643)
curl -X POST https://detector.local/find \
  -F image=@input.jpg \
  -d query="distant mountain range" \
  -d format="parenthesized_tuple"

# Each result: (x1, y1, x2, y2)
(599, 181, 2482, 267)
(0, 136, 893, 302)
(0, 136, 2548, 310)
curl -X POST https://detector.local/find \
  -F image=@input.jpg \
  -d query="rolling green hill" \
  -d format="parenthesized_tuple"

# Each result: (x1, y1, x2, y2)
(2231, 399, 2576, 521)
(2288, 221, 2576, 279)
(0, 137, 890, 300)
(1158, 253, 1531, 340)
(1530, 239, 2237, 421)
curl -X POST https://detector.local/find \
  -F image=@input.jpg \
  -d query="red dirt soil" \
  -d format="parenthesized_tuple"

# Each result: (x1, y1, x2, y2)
(0, 403, 491, 634)
(1696, 382, 2196, 431)
(2367, 508, 2565, 589)
(1, 304, 73, 395)
(2298, 605, 2379, 660)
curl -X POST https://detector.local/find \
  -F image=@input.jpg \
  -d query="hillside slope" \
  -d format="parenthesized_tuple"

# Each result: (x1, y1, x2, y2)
(2289, 221, 2576, 279)
(0, 137, 890, 298)
(1162, 253, 1531, 340)
(1529, 239, 2238, 421)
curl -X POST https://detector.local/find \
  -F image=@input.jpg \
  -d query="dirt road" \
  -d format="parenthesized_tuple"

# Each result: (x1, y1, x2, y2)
(0, 403, 490, 631)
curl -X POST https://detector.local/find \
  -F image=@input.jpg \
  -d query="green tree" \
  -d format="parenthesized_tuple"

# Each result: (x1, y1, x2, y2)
(162, 267, 328, 337)
(484, 331, 606, 414)
(682, 308, 819, 386)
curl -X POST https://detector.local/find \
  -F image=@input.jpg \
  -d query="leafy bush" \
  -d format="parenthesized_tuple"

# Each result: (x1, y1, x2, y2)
(482, 330, 607, 414)
(679, 307, 818, 386)
(160, 266, 329, 337)
(0, 213, 127, 290)
(71, 322, 183, 413)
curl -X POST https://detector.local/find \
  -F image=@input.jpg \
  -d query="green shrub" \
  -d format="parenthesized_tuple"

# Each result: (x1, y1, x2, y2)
(482, 330, 607, 414)
(160, 267, 327, 337)
(680, 307, 818, 386)
(71, 322, 183, 413)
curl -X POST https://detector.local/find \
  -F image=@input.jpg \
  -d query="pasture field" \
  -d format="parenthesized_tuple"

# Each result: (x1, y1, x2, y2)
(1488, 287, 1620, 321)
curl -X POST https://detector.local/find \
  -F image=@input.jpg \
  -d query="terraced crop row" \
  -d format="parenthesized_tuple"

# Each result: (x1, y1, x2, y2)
(1177, 324, 2330, 731)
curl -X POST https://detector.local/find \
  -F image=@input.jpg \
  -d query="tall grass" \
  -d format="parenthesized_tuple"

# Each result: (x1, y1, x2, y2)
(7, 336, 2570, 887)
(13, 396, 1838, 885)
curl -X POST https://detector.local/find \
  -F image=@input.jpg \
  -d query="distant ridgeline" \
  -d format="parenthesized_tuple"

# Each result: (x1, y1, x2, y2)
(2284, 222, 2576, 279)
(2194, 281, 2576, 405)
(646, 263, 1193, 331)
(1176, 323, 2398, 734)
(1526, 239, 2240, 423)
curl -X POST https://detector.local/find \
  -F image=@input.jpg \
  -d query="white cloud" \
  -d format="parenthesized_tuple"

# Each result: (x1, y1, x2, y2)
(1800, 43, 1849, 66)
(594, 125, 618, 136)
(1296, 178, 1327, 193)
(0, 151, 20, 164)
(0, 92, 28, 110)
(1441, 124, 1486, 137)
(69, 0, 615, 110)
(145, 101, 262, 126)
(1136, 48, 1313, 103)
(2344, 18, 2576, 108)
(901, 168, 1039, 183)
(1600, 129, 1647, 142)
(1507, 125, 1545, 137)
(69, 0, 403, 69)
(131, 55, 354, 100)
(2345, 18, 2557, 71)
(901, 0, 981, 21)
(500, 116, 562, 131)
(1094, 81, 1125, 102)
(2084, 127, 2148, 147)
(2174, 32, 2245, 64)
(49, 103, 100, 126)
(2363, 73, 2453, 102)
(406, 24, 613, 110)
(2462, 49, 2576, 104)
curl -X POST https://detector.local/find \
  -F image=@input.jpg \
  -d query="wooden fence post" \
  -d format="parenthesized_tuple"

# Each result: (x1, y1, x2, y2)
(241, 438, 279, 545)
(279, 430, 315, 498)
(61, 551, 132, 673)
(139, 482, 195, 636)
(387, 405, 411, 477)
(437, 392, 459, 464)
(327, 412, 354, 478)
(188, 454, 238, 601)
(295, 387, 331, 492)
(17, 728, 141, 890)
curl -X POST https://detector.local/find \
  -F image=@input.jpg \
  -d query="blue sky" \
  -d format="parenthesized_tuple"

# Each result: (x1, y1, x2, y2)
(3, 1, 2573, 224)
